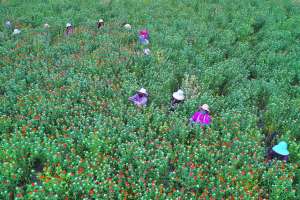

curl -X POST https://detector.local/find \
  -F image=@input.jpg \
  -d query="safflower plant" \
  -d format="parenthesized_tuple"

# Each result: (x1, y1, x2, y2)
(0, 0, 300, 199)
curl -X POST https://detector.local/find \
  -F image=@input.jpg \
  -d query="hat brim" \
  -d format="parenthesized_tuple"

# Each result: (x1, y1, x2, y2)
(200, 107, 209, 112)
(272, 145, 289, 156)
(173, 93, 184, 100)
(138, 91, 148, 95)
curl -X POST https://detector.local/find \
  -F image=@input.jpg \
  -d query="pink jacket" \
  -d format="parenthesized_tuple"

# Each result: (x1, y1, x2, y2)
(139, 29, 149, 40)
(190, 111, 211, 125)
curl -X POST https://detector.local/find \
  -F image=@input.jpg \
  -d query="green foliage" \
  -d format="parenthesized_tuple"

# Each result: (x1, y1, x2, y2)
(0, 0, 299, 199)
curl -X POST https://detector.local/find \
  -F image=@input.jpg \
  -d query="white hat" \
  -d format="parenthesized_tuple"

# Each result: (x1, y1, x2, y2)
(124, 23, 131, 30)
(5, 21, 11, 26)
(12, 29, 21, 35)
(138, 88, 148, 95)
(98, 19, 104, 23)
(44, 23, 49, 28)
(201, 104, 209, 112)
(272, 141, 289, 156)
(143, 48, 151, 55)
(173, 89, 185, 100)
(66, 23, 72, 28)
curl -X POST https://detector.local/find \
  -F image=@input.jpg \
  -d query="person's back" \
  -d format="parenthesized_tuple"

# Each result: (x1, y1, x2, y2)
(128, 88, 148, 107)
(191, 111, 211, 125)
(190, 104, 211, 126)
(267, 141, 289, 162)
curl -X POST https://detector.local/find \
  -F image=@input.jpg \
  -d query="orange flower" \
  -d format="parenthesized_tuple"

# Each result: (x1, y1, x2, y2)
(16, 193, 23, 198)
(34, 115, 40, 120)
(89, 189, 94, 195)
(78, 167, 84, 174)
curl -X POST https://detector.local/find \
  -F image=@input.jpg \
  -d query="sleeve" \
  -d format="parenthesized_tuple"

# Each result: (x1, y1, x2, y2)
(129, 94, 137, 102)
(190, 112, 198, 122)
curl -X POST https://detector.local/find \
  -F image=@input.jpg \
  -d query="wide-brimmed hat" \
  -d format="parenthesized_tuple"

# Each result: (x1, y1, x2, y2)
(12, 29, 21, 35)
(272, 141, 289, 156)
(66, 23, 72, 28)
(98, 19, 104, 23)
(143, 48, 151, 55)
(124, 23, 131, 30)
(173, 89, 185, 101)
(5, 21, 11, 26)
(137, 88, 148, 95)
(200, 104, 209, 112)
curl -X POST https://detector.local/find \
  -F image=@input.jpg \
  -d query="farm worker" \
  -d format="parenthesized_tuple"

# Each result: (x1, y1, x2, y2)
(124, 23, 132, 30)
(170, 89, 185, 111)
(97, 19, 104, 29)
(65, 23, 74, 36)
(44, 23, 50, 29)
(5, 20, 13, 30)
(143, 48, 151, 55)
(189, 104, 212, 126)
(128, 88, 148, 107)
(267, 141, 289, 162)
(12, 28, 21, 35)
(139, 29, 149, 45)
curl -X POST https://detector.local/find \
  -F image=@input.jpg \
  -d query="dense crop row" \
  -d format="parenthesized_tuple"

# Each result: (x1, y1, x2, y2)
(0, 0, 299, 199)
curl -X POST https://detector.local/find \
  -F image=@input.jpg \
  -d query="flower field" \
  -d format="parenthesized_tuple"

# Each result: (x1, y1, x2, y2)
(0, 0, 300, 199)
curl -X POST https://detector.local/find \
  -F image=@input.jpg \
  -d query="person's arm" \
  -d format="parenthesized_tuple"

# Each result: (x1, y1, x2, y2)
(206, 114, 212, 125)
(267, 149, 275, 160)
(283, 155, 289, 162)
(128, 94, 137, 102)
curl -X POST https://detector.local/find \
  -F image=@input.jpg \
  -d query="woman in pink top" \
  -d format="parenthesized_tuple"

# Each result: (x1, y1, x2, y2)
(190, 104, 212, 126)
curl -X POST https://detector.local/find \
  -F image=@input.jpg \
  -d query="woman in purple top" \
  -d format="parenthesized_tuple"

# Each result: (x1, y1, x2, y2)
(267, 141, 289, 162)
(189, 104, 212, 126)
(65, 23, 74, 36)
(139, 29, 149, 45)
(128, 88, 148, 107)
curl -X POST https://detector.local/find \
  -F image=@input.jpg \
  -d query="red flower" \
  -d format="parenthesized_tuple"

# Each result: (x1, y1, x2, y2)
(241, 170, 246, 176)
(89, 189, 94, 195)
(34, 189, 38, 193)
(152, 180, 155, 187)
(78, 167, 84, 174)
(125, 182, 130, 187)
(31, 182, 35, 186)
(16, 193, 23, 198)
(190, 163, 195, 169)
(106, 177, 112, 181)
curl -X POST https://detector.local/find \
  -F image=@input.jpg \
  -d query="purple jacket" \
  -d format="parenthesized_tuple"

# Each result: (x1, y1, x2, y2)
(267, 149, 288, 161)
(129, 94, 148, 106)
(190, 111, 211, 125)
